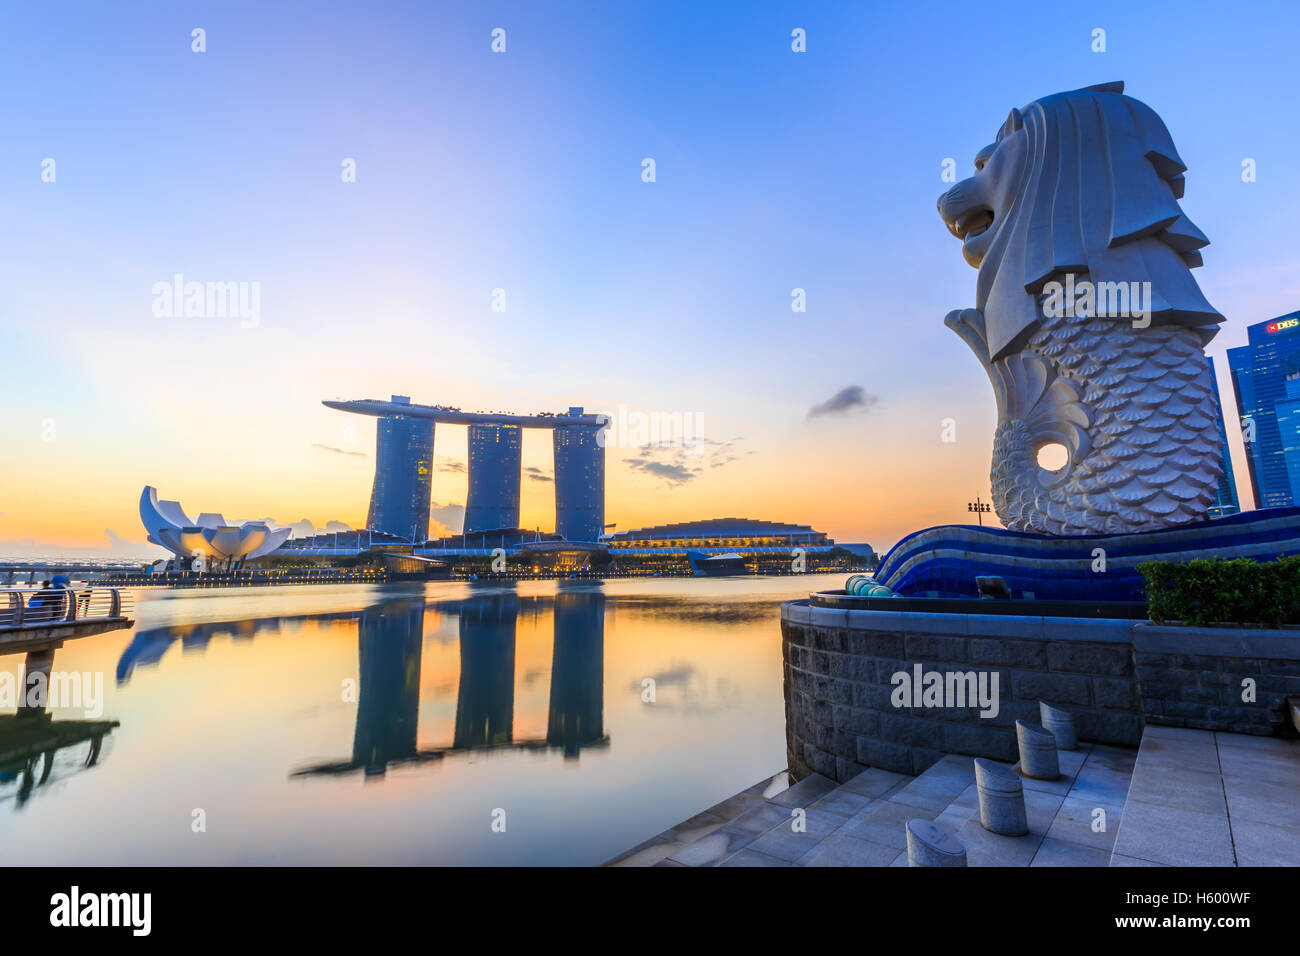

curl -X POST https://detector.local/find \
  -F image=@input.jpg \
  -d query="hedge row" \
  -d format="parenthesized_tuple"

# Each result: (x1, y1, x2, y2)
(1137, 555, 1300, 627)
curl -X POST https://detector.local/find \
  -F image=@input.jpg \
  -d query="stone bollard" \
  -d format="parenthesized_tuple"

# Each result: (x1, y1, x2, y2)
(974, 758, 1028, 836)
(1039, 701, 1078, 750)
(905, 818, 967, 867)
(1015, 720, 1061, 780)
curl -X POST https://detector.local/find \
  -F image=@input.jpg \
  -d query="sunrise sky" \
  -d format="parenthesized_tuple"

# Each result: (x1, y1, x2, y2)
(3, 0, 1298, 559)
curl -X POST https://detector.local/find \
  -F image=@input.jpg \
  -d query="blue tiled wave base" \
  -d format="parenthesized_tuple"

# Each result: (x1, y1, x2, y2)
(875, 508, 1300, 601)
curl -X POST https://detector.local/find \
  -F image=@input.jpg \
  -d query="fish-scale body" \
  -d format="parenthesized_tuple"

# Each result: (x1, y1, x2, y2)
(990, 309, 1222, 536)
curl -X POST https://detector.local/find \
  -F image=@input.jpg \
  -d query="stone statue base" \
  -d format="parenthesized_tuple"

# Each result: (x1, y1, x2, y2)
(874, 507, 1300, 601)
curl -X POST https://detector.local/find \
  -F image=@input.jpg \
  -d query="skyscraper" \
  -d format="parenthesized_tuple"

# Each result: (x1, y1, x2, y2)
(554, 412, 605, 543)
(1205, 357, 1241, 518)
(327, 396, 608, 542)
(366, 395, 434, 542)
(1228, 311, 1300, 509)
(464, 423, 522, 532)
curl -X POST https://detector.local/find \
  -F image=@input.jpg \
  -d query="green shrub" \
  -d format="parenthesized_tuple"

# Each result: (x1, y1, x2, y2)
(1137, 555, 1300, 627)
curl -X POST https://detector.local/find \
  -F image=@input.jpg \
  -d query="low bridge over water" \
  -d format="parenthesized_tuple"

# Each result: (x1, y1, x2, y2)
(0, 563, 140, 586)
(0, 587, 135, 652)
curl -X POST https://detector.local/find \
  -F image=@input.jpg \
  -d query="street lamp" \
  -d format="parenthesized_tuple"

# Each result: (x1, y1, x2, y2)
(967, 496, 991, 527)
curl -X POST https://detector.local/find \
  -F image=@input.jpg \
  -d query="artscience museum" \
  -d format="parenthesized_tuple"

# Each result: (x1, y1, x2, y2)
(139, 486, 292, 566)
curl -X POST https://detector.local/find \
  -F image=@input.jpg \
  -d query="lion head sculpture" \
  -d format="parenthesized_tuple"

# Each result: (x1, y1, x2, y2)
(936, 82, 1227, 536)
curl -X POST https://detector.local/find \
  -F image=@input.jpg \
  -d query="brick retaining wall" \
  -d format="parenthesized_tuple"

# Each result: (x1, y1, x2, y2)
(781, 600, 1299, 782)
(1134, 624, 1300, 737)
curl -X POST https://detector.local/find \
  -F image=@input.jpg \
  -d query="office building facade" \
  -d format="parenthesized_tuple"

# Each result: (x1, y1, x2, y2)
(1228, 311, 1300, 509)
(554, 419, 605, 543)
(366, 396, 435, 543)
(465, 423, 522, 532)
(1205, 357, 1241, 518)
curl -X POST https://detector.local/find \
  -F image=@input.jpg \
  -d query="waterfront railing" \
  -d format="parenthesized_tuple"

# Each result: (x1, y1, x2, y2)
(0, 587, 132, 628)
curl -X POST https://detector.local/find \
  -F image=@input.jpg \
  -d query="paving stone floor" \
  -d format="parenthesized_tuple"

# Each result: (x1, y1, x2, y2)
(605, 727, 1300, 867)
(1110, 725, 1300, 867)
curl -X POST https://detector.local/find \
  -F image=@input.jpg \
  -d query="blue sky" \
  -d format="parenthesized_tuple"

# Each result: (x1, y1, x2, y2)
(2, 0, 1298, 556)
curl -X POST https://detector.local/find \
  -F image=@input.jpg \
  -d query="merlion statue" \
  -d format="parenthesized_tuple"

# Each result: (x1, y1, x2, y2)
(937, 81, 1225, 536)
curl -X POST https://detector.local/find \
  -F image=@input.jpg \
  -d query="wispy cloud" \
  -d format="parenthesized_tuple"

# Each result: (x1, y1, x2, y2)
(807, 385, 878, 420)
(0, 529, 160, 561)
(430, 502, 466, 536)
(623, 437, 747, 487)
(625, 457, 700, 485)
(310, 443, 366, 457)
(524, 466, 553, 483)
(272, 517, 357, 537)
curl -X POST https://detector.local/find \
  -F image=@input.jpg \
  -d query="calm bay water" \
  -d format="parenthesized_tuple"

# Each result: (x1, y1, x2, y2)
(0, 574, 842, 865)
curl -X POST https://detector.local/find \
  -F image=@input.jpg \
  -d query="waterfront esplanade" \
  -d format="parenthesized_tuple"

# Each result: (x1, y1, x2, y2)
(324, 396, 609, 543)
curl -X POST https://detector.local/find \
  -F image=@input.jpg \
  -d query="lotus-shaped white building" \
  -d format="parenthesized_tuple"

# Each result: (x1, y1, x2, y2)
(139, 486, 292, 563)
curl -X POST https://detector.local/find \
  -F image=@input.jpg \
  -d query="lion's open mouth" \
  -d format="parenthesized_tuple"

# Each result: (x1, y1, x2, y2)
(954, 206, 995, 242)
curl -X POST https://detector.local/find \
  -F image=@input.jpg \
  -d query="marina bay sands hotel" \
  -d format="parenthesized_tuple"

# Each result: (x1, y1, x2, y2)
(324, 396, 608, 544)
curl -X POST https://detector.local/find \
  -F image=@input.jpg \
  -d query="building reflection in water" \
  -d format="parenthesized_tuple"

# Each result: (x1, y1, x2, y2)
(548, 587, 604, 758)
(300, 585, 608, 778)
(117, 612, 365, 684)
(453, 592, 518, 750)
(111, 586, 610, 780)
(353, 599, 424, 775)
(0, 585, 609, 811)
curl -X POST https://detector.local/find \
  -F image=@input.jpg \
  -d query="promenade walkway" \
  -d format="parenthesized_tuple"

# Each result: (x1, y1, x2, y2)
(607, 726, 1300, 866)
(1111, 725, 1300, 866)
